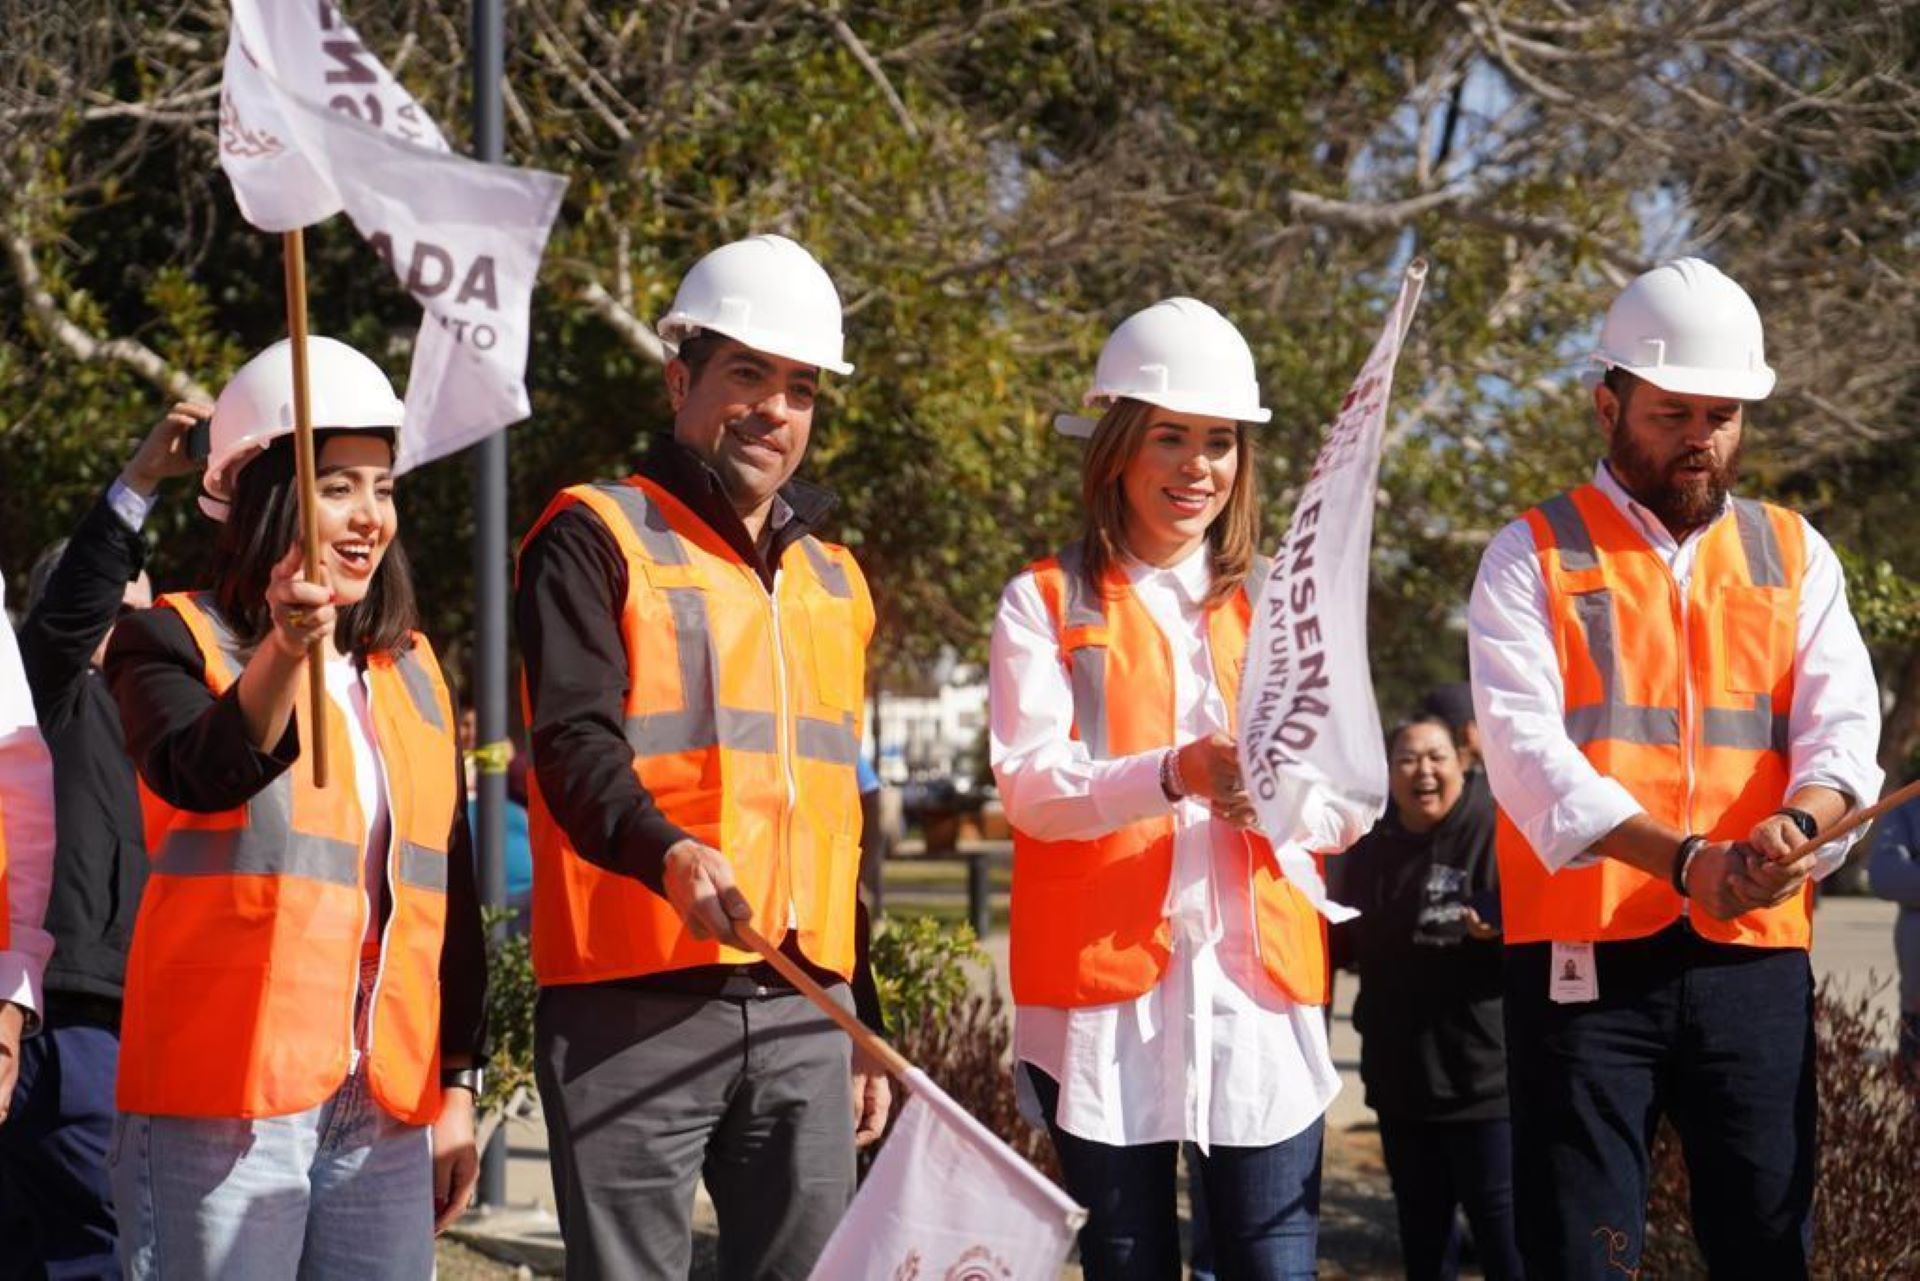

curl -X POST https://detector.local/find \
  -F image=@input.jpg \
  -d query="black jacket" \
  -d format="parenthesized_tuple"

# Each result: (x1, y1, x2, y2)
(103, 604, 488, 1064)
(1332, 772, 1508, 1123)
(18, 489, 149, 1008)
(516, 434, 884, 1027)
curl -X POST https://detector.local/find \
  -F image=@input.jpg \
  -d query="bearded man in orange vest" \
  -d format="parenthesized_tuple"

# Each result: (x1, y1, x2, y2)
(1468, 258, 1883, 1279)
(516, 234, 891, 1280)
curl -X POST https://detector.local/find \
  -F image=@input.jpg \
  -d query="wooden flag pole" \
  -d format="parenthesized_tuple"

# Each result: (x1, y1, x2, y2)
(282, 229, 329, 788)
(736, 923, 915, 1080)
(1795, 777, 1920, 860)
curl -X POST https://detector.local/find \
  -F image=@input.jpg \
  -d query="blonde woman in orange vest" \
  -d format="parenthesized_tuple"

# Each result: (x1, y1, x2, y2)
(1467, 259, 1882, 1278)
(102, 338, 487, 1280)
(992, 299, 1341, 1280)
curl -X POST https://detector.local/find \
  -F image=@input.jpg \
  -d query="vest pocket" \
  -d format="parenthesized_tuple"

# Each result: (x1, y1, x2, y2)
(805, 596, 859, 712)
(1719, 585, 1784, 695)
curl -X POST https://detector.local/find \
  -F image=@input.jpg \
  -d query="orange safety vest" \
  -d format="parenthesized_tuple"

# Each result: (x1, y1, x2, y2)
(521, 477, 871, 986)
(123, 593, 458, 1122)
(1495, 485, 1811, 948)
(1009, 544, 1329, 1008)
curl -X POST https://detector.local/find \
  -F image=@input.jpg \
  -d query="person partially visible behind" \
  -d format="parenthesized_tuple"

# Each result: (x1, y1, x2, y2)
(1867, 785, 1920, 1081)
(0, 404, 202, 1280)
(0, 572, 57, 1147)
(1335, 715, 1520, 1281)
(104, 338, 487, 1279)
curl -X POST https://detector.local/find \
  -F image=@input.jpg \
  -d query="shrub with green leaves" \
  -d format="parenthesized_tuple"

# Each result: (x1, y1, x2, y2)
(870, 914, 982, 1032)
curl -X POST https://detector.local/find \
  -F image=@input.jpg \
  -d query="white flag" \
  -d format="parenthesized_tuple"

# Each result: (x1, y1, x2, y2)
(1238, 260, 1429, 921)
(809, 1068, 1085, 1281)
(218, 0, 566, 473)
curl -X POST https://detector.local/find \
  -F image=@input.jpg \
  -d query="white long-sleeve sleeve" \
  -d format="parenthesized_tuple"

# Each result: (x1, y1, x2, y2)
(988, 570, 1172, 842)
(1468, 463, 1883, 876)
(0, 572, 57, 1031)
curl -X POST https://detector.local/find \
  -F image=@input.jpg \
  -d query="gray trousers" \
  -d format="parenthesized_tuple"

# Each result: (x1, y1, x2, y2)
(535, 981, 856, 1280)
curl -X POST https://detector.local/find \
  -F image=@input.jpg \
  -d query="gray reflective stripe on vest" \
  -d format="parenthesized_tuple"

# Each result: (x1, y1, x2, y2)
(1248, 554, 1272, 607)
(1050, 543, 1111, 759)
(591, 481, 690, 566)
(1538, 493, 1599, 572)
(154, 779, 359, 884)
(1732, 498, 1786, 589)
(181, 592, 244, 685)
(1565, 586, 1681, 747)
(798, 538, 853, 599)
(392, 648, 445, 732)
(1055, 542, 1106, 631)
(626, 705, 778, 756)
(1702, 697, 1790, 754)
(797, 713, 860, 765)
(397, 842, 449, 893)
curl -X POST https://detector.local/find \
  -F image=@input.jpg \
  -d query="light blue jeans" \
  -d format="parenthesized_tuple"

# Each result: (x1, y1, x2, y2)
(108, 1060, 434, 1280)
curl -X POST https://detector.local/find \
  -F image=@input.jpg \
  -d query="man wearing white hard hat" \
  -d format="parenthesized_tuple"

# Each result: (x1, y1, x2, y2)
(993, 298, 1345, 1277)
(516, 234, 890, 1278)
(1467, 258, 1882, 1276)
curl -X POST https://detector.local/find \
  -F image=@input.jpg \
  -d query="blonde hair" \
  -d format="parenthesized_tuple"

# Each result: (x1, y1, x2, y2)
(1077, 398, 1258, 610)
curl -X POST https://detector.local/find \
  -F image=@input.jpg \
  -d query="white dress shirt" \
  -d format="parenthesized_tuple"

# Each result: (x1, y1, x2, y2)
(0, 571, 58, 1030)
(1468, 461, 1883, 876)
(991, 547, 1340, 1152)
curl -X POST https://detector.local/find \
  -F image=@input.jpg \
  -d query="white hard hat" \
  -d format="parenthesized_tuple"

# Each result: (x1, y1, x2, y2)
(1055, 297, 1271, 438)
(656, 234, 853, 376)
(201, 336, 404, 521)
(1593, 257, 1775, 401)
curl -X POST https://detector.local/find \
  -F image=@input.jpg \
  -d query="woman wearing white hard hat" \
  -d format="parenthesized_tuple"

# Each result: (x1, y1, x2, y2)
(991, 299, 1339, 1278)
(102, 337, 487, 1280)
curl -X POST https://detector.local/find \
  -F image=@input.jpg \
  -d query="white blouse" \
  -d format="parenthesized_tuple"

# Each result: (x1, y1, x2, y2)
(990, 546, 1340, 1152)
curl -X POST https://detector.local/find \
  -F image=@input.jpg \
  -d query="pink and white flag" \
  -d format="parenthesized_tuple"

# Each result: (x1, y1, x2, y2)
(218, 0, 566, 473)
(1238, 261, 1429, 920)
(809, 1068, 1085, 1281)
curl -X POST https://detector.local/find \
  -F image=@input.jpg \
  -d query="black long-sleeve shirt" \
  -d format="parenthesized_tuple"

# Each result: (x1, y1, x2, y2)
(103, 607, 488, 1063)
(18, 488, 150, 1006)
(516, 434, 884, 1026)
(1332, 773, 1507, 1123)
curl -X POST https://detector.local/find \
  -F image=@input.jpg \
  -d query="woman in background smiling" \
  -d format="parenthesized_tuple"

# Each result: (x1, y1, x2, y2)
(1334, 714, 1520, 1280)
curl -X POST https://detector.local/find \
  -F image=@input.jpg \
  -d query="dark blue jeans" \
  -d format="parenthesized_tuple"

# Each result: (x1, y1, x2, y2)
(0, 1013, 123, 1280)
(1376, 1117, 1522, 1281)
(1028, 1068, 1322, 1280)
(1504, 924, 1816, 1280)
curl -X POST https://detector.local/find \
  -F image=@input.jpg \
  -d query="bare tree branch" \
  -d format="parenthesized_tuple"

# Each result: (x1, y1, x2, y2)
(1, 224, 213, 401)
(579, 277, 666, 366)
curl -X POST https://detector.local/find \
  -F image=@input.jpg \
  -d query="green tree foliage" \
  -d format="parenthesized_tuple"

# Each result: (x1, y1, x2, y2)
(2, 0, 1916, 757)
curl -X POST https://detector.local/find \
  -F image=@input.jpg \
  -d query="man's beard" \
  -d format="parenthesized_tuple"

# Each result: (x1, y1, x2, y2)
(1609, 431, 1740, 532)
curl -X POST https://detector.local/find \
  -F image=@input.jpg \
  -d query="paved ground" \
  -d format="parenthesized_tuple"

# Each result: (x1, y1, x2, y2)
(448, 893, 1905, 1278)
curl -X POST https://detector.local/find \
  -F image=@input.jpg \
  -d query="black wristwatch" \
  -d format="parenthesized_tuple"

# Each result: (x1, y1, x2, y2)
(1775, 807, 1819, 841)
(441, 1066, 483, 1094)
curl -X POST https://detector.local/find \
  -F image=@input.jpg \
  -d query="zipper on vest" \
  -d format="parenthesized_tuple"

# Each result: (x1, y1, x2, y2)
(358, 668, 401, 1073)
(766, 567, 800, 929)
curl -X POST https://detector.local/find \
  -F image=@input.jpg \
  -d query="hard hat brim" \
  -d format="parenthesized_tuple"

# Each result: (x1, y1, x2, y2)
(1077, 390, 1273, 425)
(1599, 358, 1776, 402)
(659, 317, 853, 377)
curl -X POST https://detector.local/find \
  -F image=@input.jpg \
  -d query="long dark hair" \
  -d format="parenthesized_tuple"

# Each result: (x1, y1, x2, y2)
(1078, 398, 1258, 610)
(212, 430, 418, 658)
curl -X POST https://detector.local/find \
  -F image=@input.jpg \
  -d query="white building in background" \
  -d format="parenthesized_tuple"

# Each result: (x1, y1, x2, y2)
(865, 662, 988, 787)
